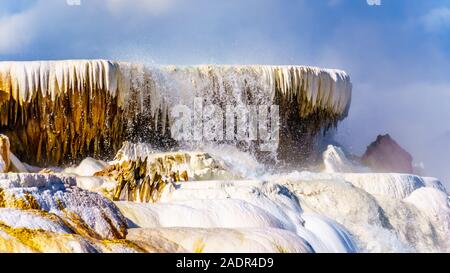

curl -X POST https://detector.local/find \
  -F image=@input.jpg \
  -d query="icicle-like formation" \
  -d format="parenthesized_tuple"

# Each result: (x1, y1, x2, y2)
(273, 66, 351, 117)
(0, 61, 352, 120)
(160, 65, 352, 118)
(0, 60, 352, 165)
(0, 60, 119, 103)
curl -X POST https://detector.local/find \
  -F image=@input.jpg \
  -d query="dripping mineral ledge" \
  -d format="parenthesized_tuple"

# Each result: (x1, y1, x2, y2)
(0, 60, 352, 165)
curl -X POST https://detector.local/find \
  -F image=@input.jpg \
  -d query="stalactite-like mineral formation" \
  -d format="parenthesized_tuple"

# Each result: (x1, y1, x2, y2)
(0, 60, 125, 166)
(0, 60, 352, 166)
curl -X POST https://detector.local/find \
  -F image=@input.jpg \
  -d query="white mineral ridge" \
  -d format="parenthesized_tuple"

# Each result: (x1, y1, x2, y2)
(322, 145, 370, 173)
(405, 188, 450, 217)
(342, 173, 427, 199)
(422, 177, 448, 194)
(75, 176, 116, 194)
(0, 208, 72, 234)
(160, 180, 305, 231)
(405, 188, 450, 242)
(117, 200, 289, 230)
(64, 157, 108, 177)
(62, 158, 116, 193)
(281, 171, 431, 199)
(301, 213, 357, 253)
(127, 227, 315, 253)
(117, 179, 359, 253)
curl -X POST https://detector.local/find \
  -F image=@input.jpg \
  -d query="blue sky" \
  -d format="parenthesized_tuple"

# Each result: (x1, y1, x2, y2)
(1, 0, 450, 182)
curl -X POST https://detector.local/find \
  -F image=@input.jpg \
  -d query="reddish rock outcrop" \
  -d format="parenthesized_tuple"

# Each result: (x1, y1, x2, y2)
(362, 134, 414, 174)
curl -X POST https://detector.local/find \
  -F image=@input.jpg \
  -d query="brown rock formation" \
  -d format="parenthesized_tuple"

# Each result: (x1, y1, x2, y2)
(362, 134, 414, 174)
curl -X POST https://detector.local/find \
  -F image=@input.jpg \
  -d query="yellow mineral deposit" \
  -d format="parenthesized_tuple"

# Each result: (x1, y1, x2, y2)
(0, 220, 144, 253)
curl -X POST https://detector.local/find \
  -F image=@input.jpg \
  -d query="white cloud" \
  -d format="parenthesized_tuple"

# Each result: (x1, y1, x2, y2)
(0, 10, 35, 54)
(421, 7, 450, 32)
